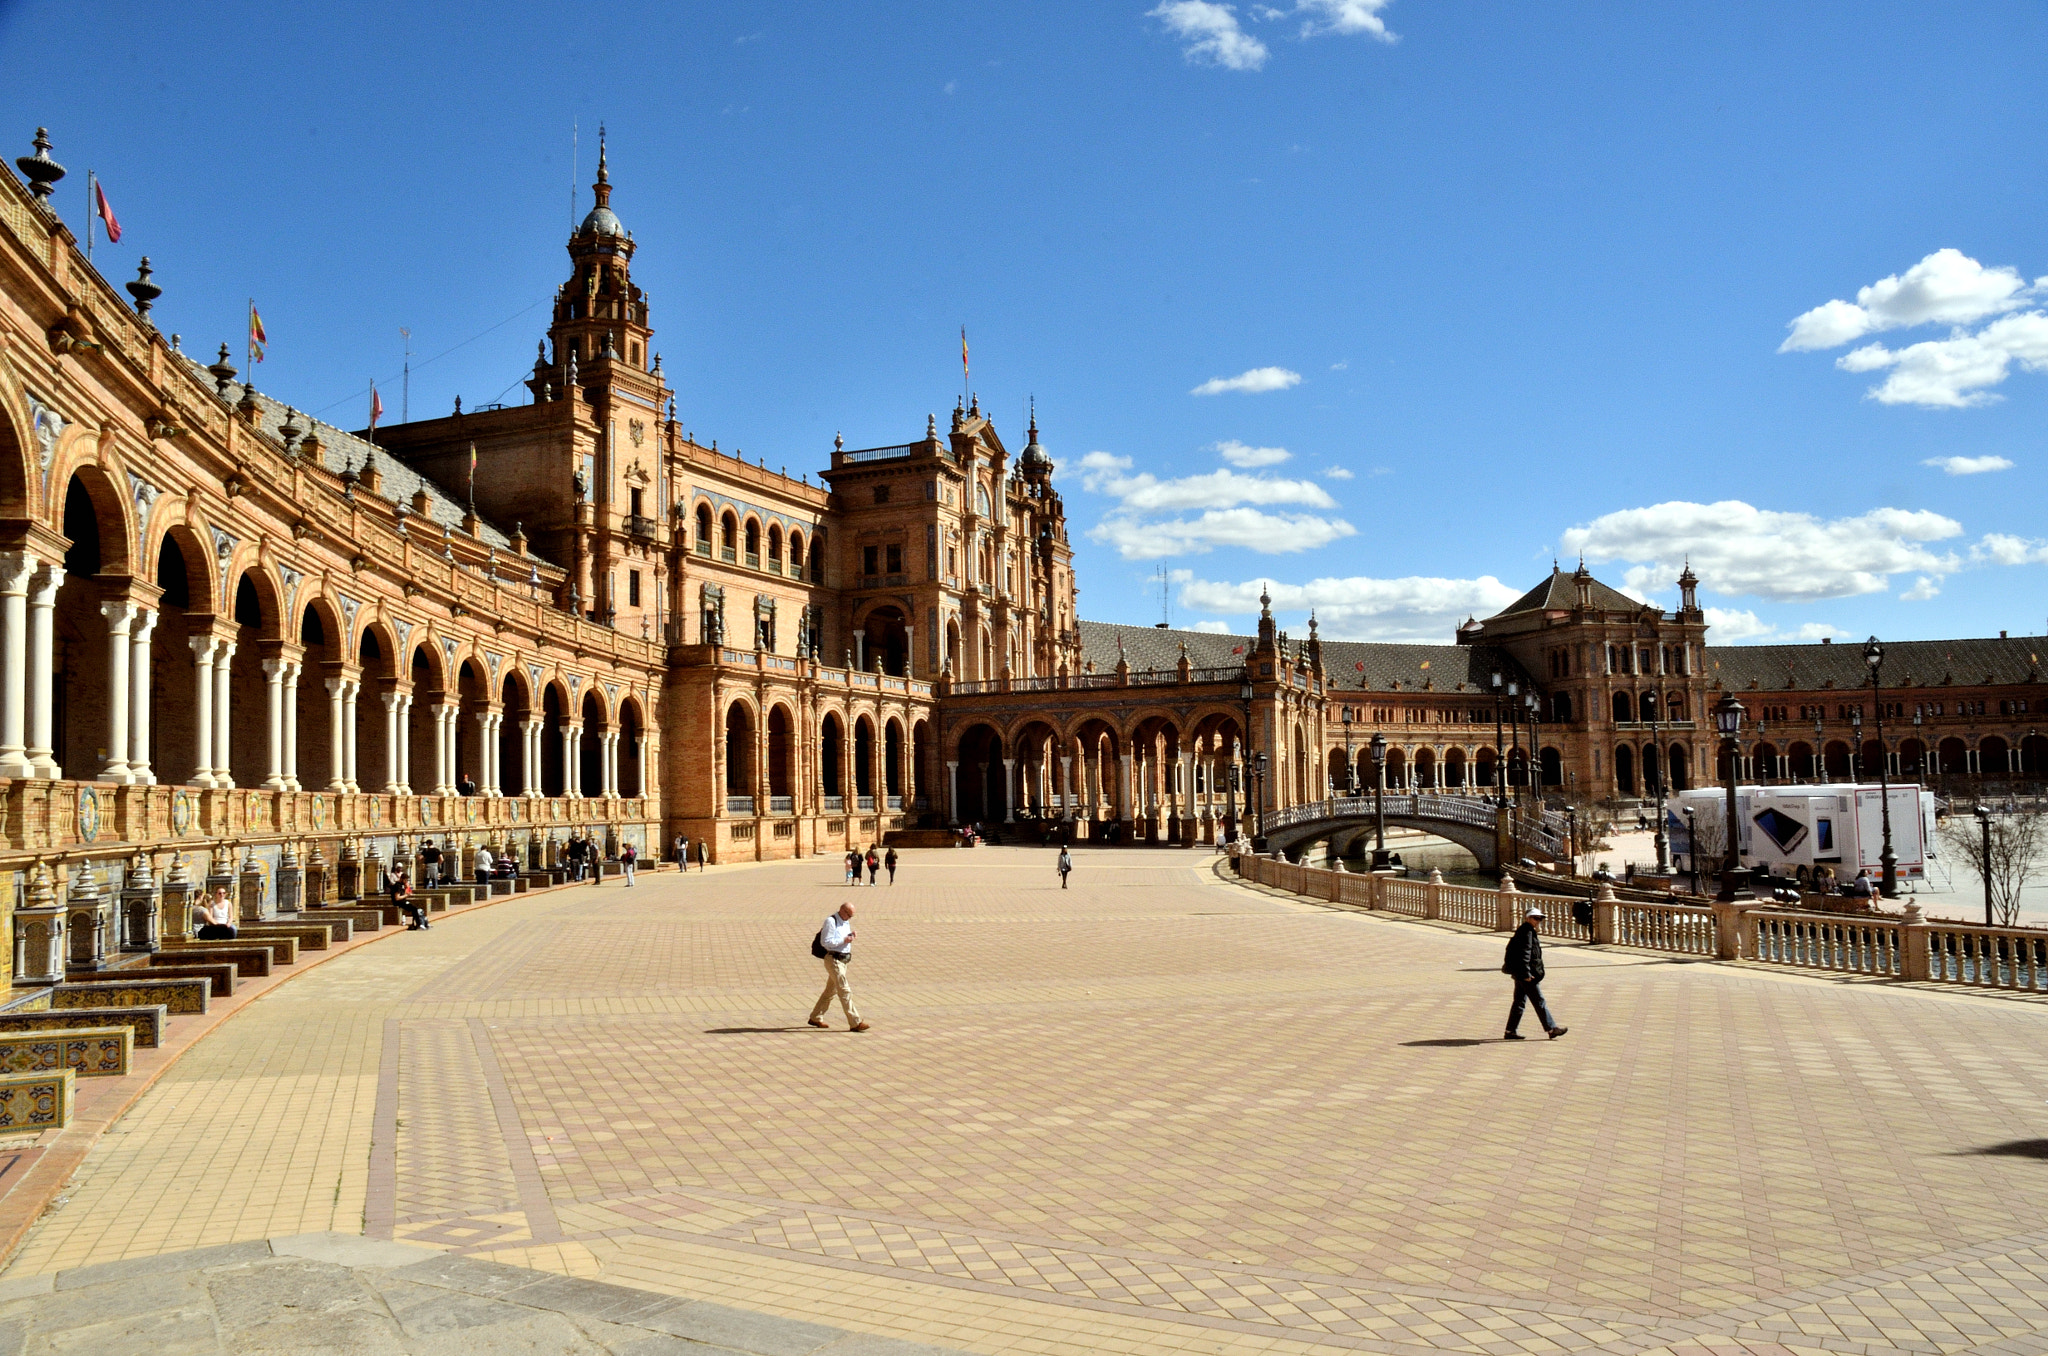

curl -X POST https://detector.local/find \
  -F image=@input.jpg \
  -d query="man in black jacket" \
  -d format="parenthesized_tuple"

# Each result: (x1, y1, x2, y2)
(1503, 905, 1568, 1041)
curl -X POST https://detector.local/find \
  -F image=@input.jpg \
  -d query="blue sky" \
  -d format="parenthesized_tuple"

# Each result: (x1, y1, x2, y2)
(7, 0, 2046, 645)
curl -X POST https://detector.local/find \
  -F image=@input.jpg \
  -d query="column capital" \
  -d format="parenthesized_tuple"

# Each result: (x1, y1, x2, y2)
(99, 599, 141, 632)
(26, 561, 64, 603)
(0, 551, 37, 594)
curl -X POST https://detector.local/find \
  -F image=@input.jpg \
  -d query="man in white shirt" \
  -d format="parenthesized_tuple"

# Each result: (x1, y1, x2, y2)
(807, 903, 869, 1031)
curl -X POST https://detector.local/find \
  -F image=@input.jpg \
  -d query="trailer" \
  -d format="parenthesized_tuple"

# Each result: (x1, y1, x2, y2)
(1669, 783, 1938, 884)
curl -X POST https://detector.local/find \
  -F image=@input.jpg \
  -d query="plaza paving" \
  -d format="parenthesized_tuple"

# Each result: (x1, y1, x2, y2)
(4, 847, 2047, 1356)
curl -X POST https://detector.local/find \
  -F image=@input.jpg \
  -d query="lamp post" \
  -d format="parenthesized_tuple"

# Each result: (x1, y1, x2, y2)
(1508, 680, 1523, 805)
(1714, 691, 1752, 902)
(1974, 803, 1993, 925)
(1252, 751, 1268, 846)
(1565, 805, 1579, 876)
(1864, 636, 1898, 899)
(1684, 805, 1700, 895)
(1649, 691, 1669, 873)
(1499, 667, 1515, 807)
(1369, 731, 1388, 868)
(1813, 712, 1824, 783)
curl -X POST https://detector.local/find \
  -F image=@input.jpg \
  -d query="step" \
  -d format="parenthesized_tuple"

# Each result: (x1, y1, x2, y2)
(310, 904, 397, 930)
(70, 963, 234, 1000)
(53, 976, 208, 1016)
(152, 945, 272, 978)
(0, 1006, 168, 1049)
(0, 1068, 75, 1131)
(0, 1025, 132, 1077)
(238, 921, 335, 951)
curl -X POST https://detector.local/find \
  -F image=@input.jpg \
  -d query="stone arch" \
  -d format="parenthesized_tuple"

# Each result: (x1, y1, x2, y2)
(857, 602, 909, 676)
(763, 700, 795, 803)
(1936, 736, 1967, 777)
(853, 713, 877, 800)
(579, 687, 606, 797)
(1979, 734, 2011, 778)
(724, 697, 756, 800)
(766, 522, 784, 571)
(1069, 717, 1123, 826)
(719, 508, 739, 559)
(819, 709, 845, 798)
(1613, 691, 1634, 723)
(1668, 742, 1689, 790)
(741, 514, 761, 563)
(2019, 734, 2048, 777)
(539, 677, 573, 796)
(619, 692, 646, 798)
(955, 721, 1004, 823)
(1538, 745, 1562, 788)
(883, 715, 906, 802)
(57, 457, 137, 579)
(0, 389, 36, 521)
(498, 665, 536, 796)
(297, 596, 347, 791)
(1445, 745, 1469, 788)
(788, 528, 805, 577)
(1614, 743, 1635, 795)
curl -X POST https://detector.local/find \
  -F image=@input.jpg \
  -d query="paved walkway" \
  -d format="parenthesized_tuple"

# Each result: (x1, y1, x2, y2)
(5, 848, 2047, 1356)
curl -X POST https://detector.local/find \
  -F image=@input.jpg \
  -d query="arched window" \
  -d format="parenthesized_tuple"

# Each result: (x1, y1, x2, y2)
(720, 511, 738, 561)
(1613, 691, 1634, 723)
(767, 524, 783, 569)
(695, 504, 713, 557)
(789, 531, 805, 577)
(743, 519, 760, 566)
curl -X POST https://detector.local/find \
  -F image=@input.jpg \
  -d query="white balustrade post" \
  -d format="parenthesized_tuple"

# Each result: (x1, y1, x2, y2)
(326, 677, 349, 791)
(128, 607, 157, 783)
(382, 691, 404, 793)
(281, 661, 302, 790)
(188, 635, 218, 787)
(261, 657, 289, 789)
(343, 679, 361, 792)
(210, 640, 236, 787)
(25, 563, 64, 778)
(99, 601, 137, 783)
(0, 553, 32, 778)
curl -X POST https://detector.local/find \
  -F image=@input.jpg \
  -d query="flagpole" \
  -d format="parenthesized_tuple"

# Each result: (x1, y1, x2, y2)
(85, 172, 93, 262)
(400, 327, 411, 424)
(247, 298, 253, 375)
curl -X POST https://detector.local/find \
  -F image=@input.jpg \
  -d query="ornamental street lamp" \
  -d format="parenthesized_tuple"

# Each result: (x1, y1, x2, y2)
(1252, 751, 1268, 845)
(1565, 805, 1579, 876)
(1369, 731, 1389, 868)
(1491, 670, 1507, 810)
(1508, 680, 1523, 805)
(1813, 712, 1825, 782)
(1714, 691, 1753, 902)
(1865, 636, 1899, 898)
(1974, 803, 1994, 925)
(1684, 805, 1700, 895)
(1238, 676, 1258, 846)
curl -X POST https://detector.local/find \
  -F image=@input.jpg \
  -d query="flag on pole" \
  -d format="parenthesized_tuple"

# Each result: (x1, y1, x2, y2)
(93, 178, 120, 243)
(248, 305, 267, 363)
(368, 386, 384, 432)
(961, 326, 969, 385)
(467, 443, 477, 504)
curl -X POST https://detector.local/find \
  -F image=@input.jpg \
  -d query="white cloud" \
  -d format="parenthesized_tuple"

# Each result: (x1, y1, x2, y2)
(1900, 576, 1941, 601)
(1837, 311, 2048, 407)
(1781, 249, 2034, 352)
(1080, 449, 1351, 557)
(1179, 572, 1520, 643)
(1295, 0, 1396, 40)
(1701, 608, 1850, 645)
(1329, 360, 1348, 370)
(1972, 534, 2048, 567)
(1190, 619, 1234, 633)
(1924, 454, 2014, 475)
(1078, 451, 1337, 510)
(1561, 499, 1967, 603)
(1322, 466, 1355, 480)
(1148, 1, 1269, 70)
(1091, 509, 1355, 559)
(1191, 365, 1301, 396)
(1213, 439, 1291, 468)
(1779, 249, 2048, 407)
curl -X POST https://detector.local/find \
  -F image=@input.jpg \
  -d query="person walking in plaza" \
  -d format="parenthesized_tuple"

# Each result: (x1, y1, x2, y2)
(674, 833, 688, 868)
(621, 841, 637, 886)
(884, 846, 898, 885)
(845, 849, 859, 885)
(474, 843, 494, 884)
(1057, 845, 1072, 889)
(697, 838, 710, 871)
(1502, 905, 1567, 1040)
(419, 838, 443, 887)
(807, 902, 870, 1031)
(589, 836, 605, 885)
(865, 846, 880, 885)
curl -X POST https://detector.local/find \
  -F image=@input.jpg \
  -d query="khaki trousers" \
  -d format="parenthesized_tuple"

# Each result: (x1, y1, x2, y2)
(809, 956, 860, 1025)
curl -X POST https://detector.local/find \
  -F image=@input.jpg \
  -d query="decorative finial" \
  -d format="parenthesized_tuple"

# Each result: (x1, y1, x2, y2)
(453, 395, 462, 415)
(834, 431, 843, 452)
(126, 257, 161, 317)
(14, 127, 63, 201)
(208, 343, 238, 396)
(927, 413, 937, 438)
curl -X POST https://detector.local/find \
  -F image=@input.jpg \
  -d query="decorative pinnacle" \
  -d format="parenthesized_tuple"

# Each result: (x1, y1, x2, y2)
(14, 127, 63, 201)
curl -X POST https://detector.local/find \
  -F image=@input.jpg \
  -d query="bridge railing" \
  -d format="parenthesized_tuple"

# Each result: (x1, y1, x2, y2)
(1261, 795, 1567, 860)
(1232, 852, 2048, 991)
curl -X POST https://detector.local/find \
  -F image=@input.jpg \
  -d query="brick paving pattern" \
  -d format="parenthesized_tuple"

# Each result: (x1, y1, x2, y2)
(6, 848, 2048, 1356)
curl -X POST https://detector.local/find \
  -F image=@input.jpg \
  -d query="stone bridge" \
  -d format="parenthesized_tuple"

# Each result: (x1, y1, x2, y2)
(1262, 794, 1566, 870)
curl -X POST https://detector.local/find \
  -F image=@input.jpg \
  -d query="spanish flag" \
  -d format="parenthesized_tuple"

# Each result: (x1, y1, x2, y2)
(248, 303, 267, 363)
(961, 326, 969, 385)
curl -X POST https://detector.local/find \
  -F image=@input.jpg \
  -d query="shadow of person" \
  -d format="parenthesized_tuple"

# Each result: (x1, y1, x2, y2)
(704, 1026, 815, 1034)
(1953, 1139, 2048, 1160)
(1399, 1038, 1498, 1048)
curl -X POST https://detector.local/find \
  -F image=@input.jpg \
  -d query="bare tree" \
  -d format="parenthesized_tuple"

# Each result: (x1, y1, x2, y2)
(1939, 808, 2047, 927)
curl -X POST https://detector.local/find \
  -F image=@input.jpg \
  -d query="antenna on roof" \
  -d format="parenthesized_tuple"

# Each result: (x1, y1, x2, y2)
(570, 119, 578, 231)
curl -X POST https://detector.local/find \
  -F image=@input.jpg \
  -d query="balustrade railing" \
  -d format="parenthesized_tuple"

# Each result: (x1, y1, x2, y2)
(727, 796, 755, 815)
(1923, 924, 2048, 990)
(1749, 913, 1899, 976)
(769, 795, 794, 815)
(1614, 901, 1715, 955)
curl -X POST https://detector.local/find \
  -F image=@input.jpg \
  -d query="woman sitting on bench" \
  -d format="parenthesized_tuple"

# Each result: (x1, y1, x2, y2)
(390, 862, 428, 931)
(195, 887, 238, 940)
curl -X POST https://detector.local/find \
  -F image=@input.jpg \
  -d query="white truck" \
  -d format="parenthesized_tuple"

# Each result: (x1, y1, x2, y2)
(1669, 783, 1939, 885)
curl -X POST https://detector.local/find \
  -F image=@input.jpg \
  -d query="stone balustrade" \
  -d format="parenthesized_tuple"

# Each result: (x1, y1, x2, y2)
(1232, 851, 2048, 994)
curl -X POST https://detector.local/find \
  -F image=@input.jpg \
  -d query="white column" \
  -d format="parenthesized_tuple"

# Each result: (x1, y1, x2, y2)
(210, 640, 236, 787)
(281, 661, 302, 790)
(188, 635, 218, 787)
(343, 679, 361, 792)
(1060, 754, 1073, 819)
(326, 677, 349, 791)
(99, 601, 138, 783)
(946, 760, 959, 821)
(473, 711, 493, 794)
(128, 608, 157, 784)
(1002, 757, 1017, 822)
(0, 553, 32, 778)
(521, 720, 540, 796)
(261, 657, 289, 788)
(904, 624, 915, 678)
(1119, 753, 1135, 820)
(560, 724, 577, 797)
(382, 692, 405, 793)
(606, 731, 621, 797)
(26, 563, 64, 778)
(395, 693, 413, 794)
(433, 703, 456, 794)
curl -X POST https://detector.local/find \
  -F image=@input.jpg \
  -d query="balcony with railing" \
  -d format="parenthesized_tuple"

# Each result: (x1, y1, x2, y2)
(626, 514, 657, 542)
(856, 795, 877, 811)
(822, 795, 846, 812)
(769, 795, 794, 815)
(726, 796, 755, 815)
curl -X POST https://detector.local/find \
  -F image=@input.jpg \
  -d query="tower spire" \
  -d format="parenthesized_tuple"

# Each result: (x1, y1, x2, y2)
(593, 124, 611, 208)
